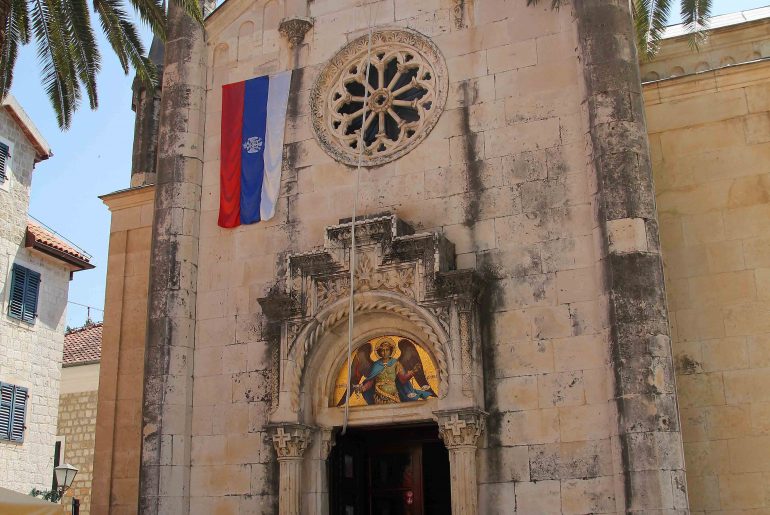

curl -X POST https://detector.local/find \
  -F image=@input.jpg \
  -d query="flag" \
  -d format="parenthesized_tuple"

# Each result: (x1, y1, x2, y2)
(219, 71, 292, 228)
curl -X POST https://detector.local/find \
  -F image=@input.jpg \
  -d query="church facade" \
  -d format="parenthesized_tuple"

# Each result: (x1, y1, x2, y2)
(91, 1, 770, 514)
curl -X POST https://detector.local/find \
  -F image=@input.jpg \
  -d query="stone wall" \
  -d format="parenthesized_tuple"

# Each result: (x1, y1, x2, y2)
(58, 389, 98, 514)
(91, 186, 154, 515)
(646, 58, 770, 513)
(0, 108, 71, 494)
(190, 0, 680, 513)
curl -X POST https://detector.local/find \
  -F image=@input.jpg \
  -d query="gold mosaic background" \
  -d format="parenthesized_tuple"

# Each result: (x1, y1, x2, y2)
(331, 335, 439, 407)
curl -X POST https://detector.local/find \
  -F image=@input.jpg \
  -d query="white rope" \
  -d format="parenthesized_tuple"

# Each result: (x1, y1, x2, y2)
(342, 8, 375, 436)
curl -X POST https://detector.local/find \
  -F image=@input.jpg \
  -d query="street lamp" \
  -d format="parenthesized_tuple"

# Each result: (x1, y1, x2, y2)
(53, 463, 79, 514)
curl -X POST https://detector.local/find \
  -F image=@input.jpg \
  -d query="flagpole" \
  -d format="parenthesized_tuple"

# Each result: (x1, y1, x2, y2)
(342, 8, 375, 436)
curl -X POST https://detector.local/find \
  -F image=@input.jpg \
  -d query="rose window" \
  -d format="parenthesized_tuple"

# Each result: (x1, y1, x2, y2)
(311, 29, 448, 167)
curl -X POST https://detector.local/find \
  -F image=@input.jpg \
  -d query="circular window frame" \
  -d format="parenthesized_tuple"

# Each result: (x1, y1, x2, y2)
(310, 28, 448, 167)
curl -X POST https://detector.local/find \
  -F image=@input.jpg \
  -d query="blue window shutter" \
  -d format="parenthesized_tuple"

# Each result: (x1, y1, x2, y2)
(8, 265, 25, 320)
(9, 265, 40, 323)
(22, 269, 40, 323)
(0, 382, 12, 440)
(0, 142, 8, 183)
(10, 386, 27, 442)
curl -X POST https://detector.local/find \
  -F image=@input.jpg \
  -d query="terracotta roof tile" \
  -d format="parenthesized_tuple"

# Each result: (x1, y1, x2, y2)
(26, 221, 93, 269)
(63, 323, 102, 366)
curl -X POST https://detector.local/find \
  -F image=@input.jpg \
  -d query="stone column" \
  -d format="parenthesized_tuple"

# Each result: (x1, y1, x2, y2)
(436, 409, 486, 515)
(270, 424, 313, 515)
(138, 0, 205, 512)
(575, 0, 688, 511)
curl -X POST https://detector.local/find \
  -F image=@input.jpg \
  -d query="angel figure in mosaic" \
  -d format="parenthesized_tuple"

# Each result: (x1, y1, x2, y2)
(337, 337, 436, 406)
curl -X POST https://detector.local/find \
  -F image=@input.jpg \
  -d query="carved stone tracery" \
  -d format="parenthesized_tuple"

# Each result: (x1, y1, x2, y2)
(311, 29, 448, 166)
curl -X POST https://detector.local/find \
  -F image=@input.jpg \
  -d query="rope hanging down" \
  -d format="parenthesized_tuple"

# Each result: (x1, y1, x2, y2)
(342, 8, 375, 435)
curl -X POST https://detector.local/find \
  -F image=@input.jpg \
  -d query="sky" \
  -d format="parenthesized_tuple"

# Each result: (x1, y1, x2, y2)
(9, 0, 770, 328)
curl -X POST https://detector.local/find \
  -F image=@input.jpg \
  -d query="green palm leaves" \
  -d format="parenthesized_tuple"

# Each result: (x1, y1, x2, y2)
(0, 0, 202, 129)
(528, 0, 711, 61)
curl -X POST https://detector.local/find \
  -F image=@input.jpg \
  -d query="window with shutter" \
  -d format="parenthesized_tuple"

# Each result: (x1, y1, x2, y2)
(0, 383, 12, 440)
(0, 382, 27, 442)
(8, 264, 40, 323)
(0, 141, 8, 183)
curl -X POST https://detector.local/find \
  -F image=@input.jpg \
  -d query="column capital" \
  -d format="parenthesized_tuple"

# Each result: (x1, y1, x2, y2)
(435, 408, 487, 449)
(279, 17, 314, 48)
(269, 423, 314, 459)
(320, 427, 337, 460)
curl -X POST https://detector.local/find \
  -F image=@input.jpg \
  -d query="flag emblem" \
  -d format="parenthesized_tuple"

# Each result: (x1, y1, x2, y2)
(218, 71, 292, 228)
(243, 136, 264, 154)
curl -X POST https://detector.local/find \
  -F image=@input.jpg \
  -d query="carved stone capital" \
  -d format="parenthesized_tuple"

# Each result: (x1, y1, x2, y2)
(270, 424, 313, 459)
(279, 17, 313, 48)
(436, 409, 487, 449)
(320, 427, 336, 460)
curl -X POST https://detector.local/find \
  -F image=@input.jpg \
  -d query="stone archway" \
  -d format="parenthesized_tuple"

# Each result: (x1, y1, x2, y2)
(258, 215, 488, 515)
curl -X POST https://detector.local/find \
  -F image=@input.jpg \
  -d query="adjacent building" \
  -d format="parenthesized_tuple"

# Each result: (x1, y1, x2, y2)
(57, 322, 102, 514)
(91, 3, 770, 515)
(0, 95, 93, 495)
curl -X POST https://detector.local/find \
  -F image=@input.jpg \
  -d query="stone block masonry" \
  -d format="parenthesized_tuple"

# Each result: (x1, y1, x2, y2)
(58, 390, 98, 515)
(0, 107, 72, 496)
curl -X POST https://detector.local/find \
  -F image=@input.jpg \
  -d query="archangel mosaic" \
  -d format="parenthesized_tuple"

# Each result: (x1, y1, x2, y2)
(332, 336, 439, 407)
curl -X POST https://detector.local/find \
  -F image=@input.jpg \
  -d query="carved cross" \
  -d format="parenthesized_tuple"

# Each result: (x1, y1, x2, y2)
(443, 414, 467, 436)
(272, 427, 291, 449)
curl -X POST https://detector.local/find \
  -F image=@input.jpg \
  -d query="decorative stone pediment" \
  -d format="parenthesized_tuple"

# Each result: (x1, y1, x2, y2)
(259, 214, 486, 421)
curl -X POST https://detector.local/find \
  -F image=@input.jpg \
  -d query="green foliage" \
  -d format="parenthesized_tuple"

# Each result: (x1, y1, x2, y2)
(527, 0, 711, 60)
(0, 0, 203, 129)
(30, 487, 62, 502)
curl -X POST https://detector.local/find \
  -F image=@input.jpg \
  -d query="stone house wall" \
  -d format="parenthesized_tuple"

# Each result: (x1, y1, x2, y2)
(57, 387, 99, 514)
(645, 33, 770, 513)
(0, 107, 71, 494)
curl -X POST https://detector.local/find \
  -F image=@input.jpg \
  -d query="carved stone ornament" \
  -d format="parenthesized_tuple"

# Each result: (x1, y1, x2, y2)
(270, 424, 313, 459)
(278, 17, 313, 48)
(320, 427, 336, 459)
(310, 28, 448, 167)
(437, 409, 487, 448)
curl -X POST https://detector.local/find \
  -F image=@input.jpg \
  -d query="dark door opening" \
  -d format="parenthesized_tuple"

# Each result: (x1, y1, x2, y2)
(329, 424, 451, 515)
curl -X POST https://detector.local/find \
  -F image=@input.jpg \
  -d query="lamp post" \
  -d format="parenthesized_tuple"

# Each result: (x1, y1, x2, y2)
(53, 463, 79, 514)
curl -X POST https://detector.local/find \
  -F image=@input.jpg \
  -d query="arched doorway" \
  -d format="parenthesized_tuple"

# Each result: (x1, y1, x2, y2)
(258, 215, 488, 515)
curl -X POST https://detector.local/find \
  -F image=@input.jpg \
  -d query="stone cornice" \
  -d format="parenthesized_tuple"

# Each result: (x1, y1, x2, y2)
(100, 184, 156, 211)
(643, 58, 770, 104)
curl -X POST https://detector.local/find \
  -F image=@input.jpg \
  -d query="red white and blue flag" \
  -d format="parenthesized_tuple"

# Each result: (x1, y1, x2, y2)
(218, 71, 292, 228)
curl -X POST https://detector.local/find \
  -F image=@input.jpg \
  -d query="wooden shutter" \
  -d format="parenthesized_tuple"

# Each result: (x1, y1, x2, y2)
(9, 265, 26, 319)
(0, 382, 12, 440)
(10, 386, 27, 441)
(0, 141, 8, 182)
(22, 269, 40, 323)
(9, 265, 40, 323)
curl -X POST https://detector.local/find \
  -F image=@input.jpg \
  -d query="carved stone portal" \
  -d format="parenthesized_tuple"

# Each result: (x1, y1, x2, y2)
(259, 214, 487, 514)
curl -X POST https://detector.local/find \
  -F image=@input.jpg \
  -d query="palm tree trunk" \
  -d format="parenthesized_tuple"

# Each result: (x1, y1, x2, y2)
(138, 0, 206, 511)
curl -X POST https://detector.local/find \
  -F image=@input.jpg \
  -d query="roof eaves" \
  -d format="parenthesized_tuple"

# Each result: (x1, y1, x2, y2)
(1, 95, 52, 163)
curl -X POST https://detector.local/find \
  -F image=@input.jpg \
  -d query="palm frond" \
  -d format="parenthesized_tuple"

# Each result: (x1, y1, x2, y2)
(93, 0, 157, 87)
(0, 0, 30, 101)
(634, 0, 673, 61)
(31, 0, 80, 128)
(681, 0, 711, 50)
(62, 0, 101, 109)
(126, 0, 167, 42)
